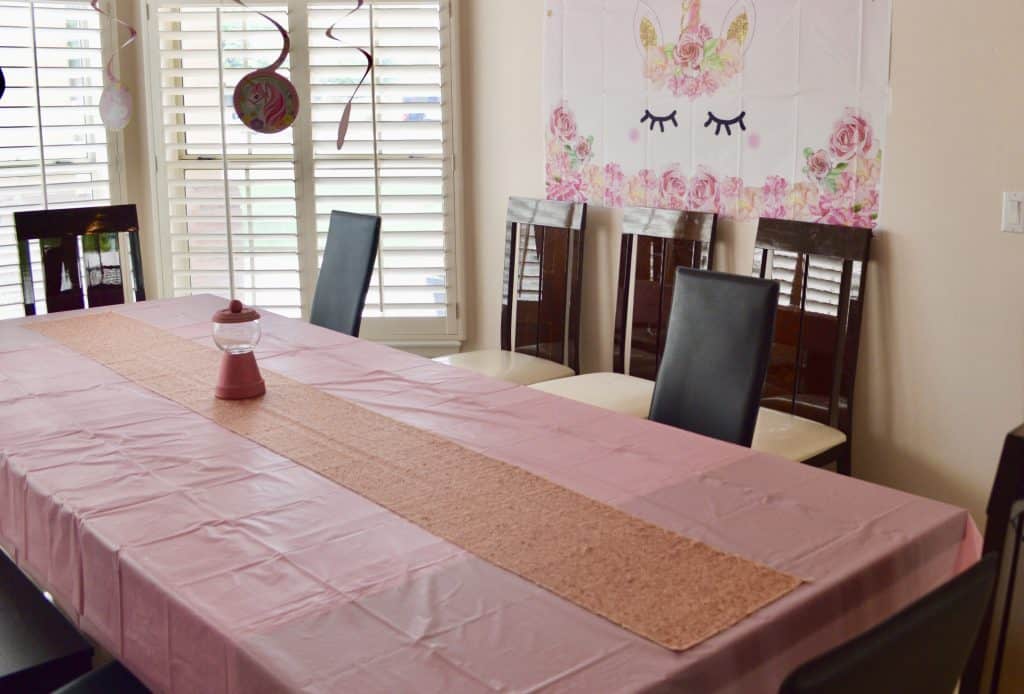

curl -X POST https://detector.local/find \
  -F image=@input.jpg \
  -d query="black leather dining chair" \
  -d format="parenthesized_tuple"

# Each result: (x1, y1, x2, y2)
(54, 661, 149, 693)
(648, 268, 778, 446)
(309, 210, 381, 337)
(779, 553, 998, 694)
(1, 551, 93, 692)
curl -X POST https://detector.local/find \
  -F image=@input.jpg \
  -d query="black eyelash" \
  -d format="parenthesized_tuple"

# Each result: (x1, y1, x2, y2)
(704, 111, 747, 136)
(640, 109, 678, 132)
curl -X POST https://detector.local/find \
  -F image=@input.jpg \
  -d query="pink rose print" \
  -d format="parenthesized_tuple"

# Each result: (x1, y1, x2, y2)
(673, 33, 705, 70)
(547, 172, 586, 203)
(806, 149, 831, 181)
(543, 104, 881, 229)
(762, 175, 789, 202)
(546, 150, 570, 179)
(575, 137, 592, 161)
(549, 105, 577, 143)
(659, 166, 688, 207)
(687, 167, 719, 212)
(829, 109, 874, 162)
(604, 162, 625, 190)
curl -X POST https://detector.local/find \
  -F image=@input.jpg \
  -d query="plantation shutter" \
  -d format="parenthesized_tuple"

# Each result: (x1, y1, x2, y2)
(0, 0, 117, 318)
(154, 2, 302, 316)
(150, 0, 457, 340)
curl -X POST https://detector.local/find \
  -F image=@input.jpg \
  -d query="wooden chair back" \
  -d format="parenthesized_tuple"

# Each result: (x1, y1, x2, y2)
(14, 204, 145, 316)
(612, 207, 716, 379)
(752, 218, 872, 439)
(501, 197, 587, 373)
(961, 424, 1024, 694)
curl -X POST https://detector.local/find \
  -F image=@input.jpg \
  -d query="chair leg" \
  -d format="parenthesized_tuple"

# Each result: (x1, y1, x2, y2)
(836, 444, 852, 476)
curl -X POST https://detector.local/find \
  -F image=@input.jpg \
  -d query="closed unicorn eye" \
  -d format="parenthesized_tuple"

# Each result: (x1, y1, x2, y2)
(704, 110, 746, 136)
(641, 109, 678, 132)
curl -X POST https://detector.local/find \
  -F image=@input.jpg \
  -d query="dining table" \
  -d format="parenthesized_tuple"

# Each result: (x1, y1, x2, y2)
(0, 295, 980, 693)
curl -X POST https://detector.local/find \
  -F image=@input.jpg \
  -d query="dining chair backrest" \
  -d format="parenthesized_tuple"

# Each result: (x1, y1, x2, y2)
(649, 268, 778, 446)
(612, 207, 716, 380)
(309, 210, 381, 337)
(753, 218, 872, 449)
(501, 197, 587, 373)
(961, 424, 1024, 694)
(14, 204, 145, 316)
(780, 553, 999, 694)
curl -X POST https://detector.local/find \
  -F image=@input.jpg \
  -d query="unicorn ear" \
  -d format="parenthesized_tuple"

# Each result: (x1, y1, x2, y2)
(721, 0, 756, 54)
(634, 1, 663, 56)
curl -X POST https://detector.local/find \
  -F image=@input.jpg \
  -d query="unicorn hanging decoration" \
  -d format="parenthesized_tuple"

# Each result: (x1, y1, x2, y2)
(232, 0, 299, 134)
(635, 0, 755, 99)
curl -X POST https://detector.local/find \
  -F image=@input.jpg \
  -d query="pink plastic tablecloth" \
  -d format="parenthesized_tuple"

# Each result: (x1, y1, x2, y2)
(0, 296, 980, 693)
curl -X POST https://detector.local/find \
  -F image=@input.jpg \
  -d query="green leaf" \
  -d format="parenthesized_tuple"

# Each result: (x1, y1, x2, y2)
(824, 177, 838, 193)
(852, 203, 863, 213)
(803, 147, 815, 159)
(833, 162, 848, 172)
(704, 38, 719, 54)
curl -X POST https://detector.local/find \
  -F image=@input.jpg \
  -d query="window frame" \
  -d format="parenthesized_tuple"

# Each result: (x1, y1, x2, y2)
(140, 0, 464, 349)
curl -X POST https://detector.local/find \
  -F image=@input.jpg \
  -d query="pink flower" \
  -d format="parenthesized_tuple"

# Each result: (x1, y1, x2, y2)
(659, 166, 688, 207)
(574, 137, 592, 161)
(687, 167, 719, 212)
(721, 176, 744, 199)
(696, 24, 713, 42)
(549, 105, 577, 143)
(547, 172, 586, 202)
(762, 175, 789, 202)
(806, 149, 831, 181)
(763, 202, 789, 219)
(546, 150, 571, 179)
(829, 109, 874, 162)
(669, 74, 703, 98)
(673, 33, 705, 70)
(604, 189, 624, 208)
(834, 170, 856, 198)
(694, 70, 719, 97)
(604, 163, 625, 190)
(855, 189, 880, 216)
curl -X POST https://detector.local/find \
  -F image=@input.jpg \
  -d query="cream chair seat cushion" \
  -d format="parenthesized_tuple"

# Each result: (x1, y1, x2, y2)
(433, 349, 574, 386)
(530, 372, 655, 418)
(752, 407, 847, 462)
(532, 373, 846, 463)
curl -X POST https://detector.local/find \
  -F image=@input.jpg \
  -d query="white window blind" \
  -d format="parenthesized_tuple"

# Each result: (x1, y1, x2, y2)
(150, 0, 458, 339)
(0, 0, 118, 319)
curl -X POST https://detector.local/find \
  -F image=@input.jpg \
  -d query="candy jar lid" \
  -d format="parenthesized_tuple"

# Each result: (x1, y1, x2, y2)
(212, 299, 261, 324)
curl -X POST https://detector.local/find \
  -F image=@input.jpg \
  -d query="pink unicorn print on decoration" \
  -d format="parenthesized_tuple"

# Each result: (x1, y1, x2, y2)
(543, 0, 891, 228)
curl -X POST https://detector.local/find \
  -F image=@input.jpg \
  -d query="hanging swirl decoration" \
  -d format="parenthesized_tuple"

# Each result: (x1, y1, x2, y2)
(327, 0, 373, 150)
(90, 0, 137, 131)
(231, 0, 300, 134)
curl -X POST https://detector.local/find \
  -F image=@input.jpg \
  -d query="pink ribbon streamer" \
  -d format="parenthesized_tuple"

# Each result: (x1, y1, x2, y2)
(90, 0, 136, 86)
(233, 0, 290, 72)
(327, 0, 373, 150)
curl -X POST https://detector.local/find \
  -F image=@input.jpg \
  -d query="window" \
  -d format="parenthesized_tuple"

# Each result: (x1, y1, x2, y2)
(0, 0, 120, 319)
(149, 0, 459, 344)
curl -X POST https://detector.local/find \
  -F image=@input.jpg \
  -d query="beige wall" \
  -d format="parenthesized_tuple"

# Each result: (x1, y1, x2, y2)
(459, 1, 1024, 682)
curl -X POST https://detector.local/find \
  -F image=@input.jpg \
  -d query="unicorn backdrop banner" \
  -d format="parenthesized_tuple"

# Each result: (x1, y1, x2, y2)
(544, 0, 892, 228)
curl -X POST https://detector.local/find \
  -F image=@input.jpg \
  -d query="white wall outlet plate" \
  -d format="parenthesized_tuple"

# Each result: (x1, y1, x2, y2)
(1002, 192, 1024, 233)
